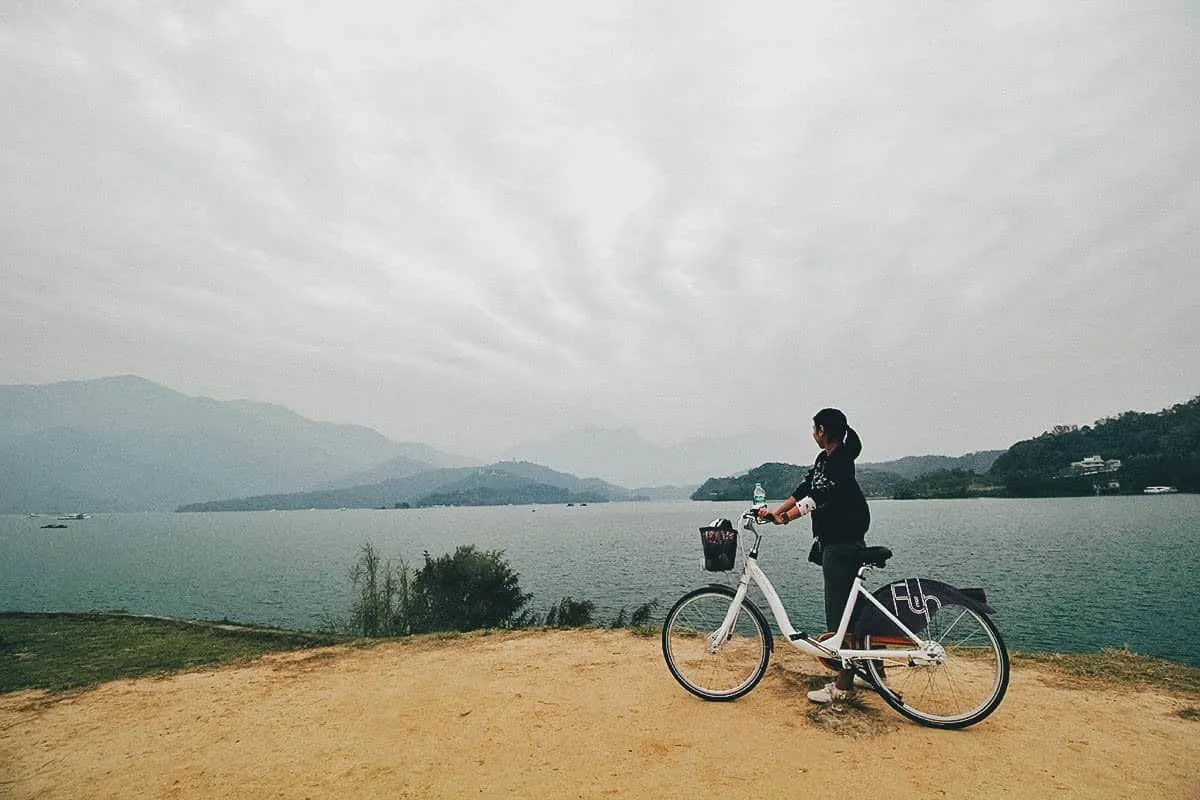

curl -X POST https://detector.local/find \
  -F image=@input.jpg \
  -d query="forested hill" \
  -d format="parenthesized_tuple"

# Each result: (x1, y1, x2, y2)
(693, 396, 1200, 500)
(988, 396, 1200, 495)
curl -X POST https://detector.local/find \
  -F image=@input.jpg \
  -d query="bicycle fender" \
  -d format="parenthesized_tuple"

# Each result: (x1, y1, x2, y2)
(854, 577, 995, 640)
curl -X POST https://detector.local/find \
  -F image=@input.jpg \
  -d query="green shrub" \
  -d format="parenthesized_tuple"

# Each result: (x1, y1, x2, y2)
(409, 545, 533, 633)
(608, 600, 658, 629)
(349, 542, 659, 637)
(545, 597, 595, 627)
(629, 599, 658, 628)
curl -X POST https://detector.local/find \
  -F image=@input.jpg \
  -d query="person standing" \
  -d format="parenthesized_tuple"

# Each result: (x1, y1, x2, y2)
(761, 407, 870, 703)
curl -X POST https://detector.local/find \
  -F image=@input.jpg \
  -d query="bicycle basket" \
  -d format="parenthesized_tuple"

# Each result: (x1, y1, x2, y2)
(699, 518, 738, 571)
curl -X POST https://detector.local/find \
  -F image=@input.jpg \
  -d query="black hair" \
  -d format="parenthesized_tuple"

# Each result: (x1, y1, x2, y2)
(813, 408, 848, 443)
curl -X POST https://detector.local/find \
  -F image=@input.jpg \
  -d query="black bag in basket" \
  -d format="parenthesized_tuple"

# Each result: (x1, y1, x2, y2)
(699, 518, 738, 571)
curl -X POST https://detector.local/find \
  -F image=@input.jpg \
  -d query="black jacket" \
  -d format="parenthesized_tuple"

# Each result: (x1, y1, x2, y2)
(790, 428, 870, 545)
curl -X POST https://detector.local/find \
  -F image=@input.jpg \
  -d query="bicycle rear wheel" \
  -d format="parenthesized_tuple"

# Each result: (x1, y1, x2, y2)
(865, 601, 1009, 729)
(662, 586, 772, 701)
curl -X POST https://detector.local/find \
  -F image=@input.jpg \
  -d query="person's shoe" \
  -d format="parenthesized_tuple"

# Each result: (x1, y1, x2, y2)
(852, 674, 874, 690)
(807, 682, 854, 703)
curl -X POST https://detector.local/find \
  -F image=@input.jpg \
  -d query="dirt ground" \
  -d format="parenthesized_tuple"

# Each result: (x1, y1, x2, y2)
(1, 629, 1197, 799)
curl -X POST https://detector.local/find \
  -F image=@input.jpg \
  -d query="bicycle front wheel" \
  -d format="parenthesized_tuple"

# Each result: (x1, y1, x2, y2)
(865, 601, 1009, 729)
(662, 586, 772, 701)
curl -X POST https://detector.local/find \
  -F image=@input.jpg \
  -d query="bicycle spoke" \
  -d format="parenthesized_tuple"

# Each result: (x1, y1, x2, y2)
(662, 588, 770, 701)
(934, 608, 970, 643)
(866, 601, 1009, 728)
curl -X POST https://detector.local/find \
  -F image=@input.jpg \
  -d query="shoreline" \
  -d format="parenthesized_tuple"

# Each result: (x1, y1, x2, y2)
(2, 628, 1197, 799)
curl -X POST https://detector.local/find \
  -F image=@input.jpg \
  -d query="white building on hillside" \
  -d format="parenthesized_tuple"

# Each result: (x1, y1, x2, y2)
(1071, 455, 1122, 474)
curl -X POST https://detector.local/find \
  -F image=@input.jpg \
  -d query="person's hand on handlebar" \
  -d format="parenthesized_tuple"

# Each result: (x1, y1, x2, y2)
(756, 507, 788, 525)
(758, 496, 816, 525)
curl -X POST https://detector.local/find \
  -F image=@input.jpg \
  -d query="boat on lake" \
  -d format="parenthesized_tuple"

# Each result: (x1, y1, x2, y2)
(56, 513, 91, 520)
(1142, 486, 1179, 495)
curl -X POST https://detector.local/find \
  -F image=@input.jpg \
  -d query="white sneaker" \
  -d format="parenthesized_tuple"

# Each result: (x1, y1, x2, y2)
(807, 682, 854, 703)
(852, 674, 874, 690)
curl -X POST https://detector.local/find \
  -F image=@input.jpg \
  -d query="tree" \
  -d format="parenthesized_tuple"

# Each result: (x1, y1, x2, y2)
(409, 545, 533, 633)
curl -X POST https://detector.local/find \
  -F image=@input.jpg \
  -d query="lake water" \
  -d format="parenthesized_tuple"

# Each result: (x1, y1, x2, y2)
(2, 496, 1198, 665)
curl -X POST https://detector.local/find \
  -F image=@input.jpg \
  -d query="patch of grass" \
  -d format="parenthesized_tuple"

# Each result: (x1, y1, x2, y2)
(1013, 648, 1200, 697)
(0, 612, 351, 694)
(1176, 707, 1200, 721)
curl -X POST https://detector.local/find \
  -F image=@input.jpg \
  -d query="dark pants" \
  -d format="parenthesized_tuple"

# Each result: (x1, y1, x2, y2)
(821, 540, 866, 633)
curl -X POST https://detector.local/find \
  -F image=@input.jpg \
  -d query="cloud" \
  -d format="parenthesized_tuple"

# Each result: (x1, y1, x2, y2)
(1, 0, 1197, 461)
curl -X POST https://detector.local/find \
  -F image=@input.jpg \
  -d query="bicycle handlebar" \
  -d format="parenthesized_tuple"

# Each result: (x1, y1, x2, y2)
(742, 506, 771, 530)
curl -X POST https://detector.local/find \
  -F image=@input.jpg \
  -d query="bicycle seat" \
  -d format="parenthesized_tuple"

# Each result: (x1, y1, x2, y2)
(857, 546, 893, 568)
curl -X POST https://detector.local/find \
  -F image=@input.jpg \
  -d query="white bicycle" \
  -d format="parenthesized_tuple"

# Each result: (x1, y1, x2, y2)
(661, 508, 1010, 729)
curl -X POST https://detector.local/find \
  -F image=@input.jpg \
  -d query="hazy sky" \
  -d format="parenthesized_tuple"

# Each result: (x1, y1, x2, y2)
(2, 1, 1197, 463)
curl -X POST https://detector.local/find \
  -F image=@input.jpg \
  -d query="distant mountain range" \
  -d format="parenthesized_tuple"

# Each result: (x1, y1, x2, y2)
(501, 425, 784, 488)
(503, 427, 1007, 489)
(0, 375, 1013, 513)
(177, 461, 644, 512)
(320, 446, 480, 489)
(859, 451, 1005, 480)
(0, 376, 472, 512)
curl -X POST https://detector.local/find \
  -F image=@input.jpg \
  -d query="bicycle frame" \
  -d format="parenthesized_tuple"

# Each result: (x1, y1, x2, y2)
(711, 515, 944, 667)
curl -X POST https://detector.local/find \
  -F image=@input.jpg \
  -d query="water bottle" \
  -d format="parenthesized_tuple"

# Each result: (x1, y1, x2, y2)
(753, 482, 766, 506)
